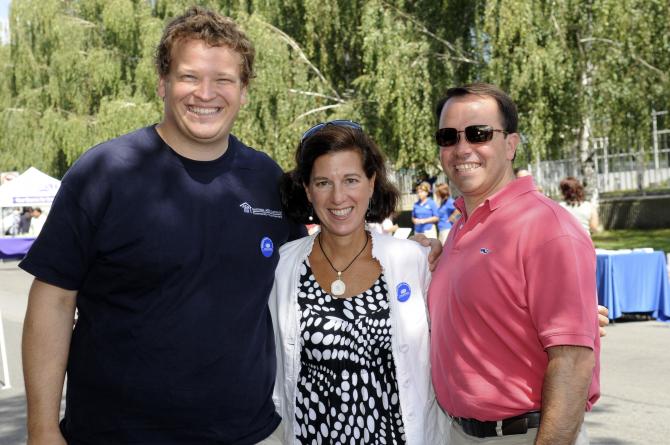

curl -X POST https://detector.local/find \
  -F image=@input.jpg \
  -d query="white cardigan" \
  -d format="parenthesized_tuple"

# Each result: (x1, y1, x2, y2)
(269, 230, 447, 445)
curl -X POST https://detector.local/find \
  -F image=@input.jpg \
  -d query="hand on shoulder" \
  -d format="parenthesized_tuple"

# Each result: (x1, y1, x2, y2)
(409, 234, 442, 271)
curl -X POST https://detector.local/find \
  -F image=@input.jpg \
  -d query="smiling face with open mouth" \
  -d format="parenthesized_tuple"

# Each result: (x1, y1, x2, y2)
(304, 149, 375, 239)
(438, 94, 519, 214)
(157, 39, 247, 160)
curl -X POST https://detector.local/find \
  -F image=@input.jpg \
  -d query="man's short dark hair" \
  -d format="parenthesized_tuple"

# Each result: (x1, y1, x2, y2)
(435, 83, 518, 134)
(280, 125, 399, 224)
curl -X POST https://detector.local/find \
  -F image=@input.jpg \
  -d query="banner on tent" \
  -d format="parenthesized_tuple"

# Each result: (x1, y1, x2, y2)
(0, 167, 61, 209)
(11, 196, 56, 205)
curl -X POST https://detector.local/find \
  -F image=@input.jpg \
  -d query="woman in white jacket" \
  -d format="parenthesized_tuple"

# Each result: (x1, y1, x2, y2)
(269, 121, 445, 445)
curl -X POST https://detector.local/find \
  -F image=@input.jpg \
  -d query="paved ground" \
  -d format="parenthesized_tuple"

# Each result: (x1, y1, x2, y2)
(0, 260, 31, 445)
(1, 260, 669, 444)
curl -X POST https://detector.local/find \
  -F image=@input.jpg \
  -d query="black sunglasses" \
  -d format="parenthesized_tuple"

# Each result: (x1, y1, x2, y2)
(301, 119, 363, 143)
(435, 125, 508, 147)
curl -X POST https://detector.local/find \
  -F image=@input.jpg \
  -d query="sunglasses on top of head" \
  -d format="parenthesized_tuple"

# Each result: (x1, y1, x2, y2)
(300, 120, 363, 143)
(435, 125, 508, 148)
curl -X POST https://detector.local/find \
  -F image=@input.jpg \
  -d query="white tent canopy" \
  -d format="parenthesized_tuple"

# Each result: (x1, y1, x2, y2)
(0, 167, 61, 208)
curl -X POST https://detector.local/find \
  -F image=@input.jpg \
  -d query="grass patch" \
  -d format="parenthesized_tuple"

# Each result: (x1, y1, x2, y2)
(592, 229, 670, 253)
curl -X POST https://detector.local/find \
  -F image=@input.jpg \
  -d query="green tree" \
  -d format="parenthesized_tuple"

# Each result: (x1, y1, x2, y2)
(478, 0, 669, 195)
(1, 0, 165, 175)
(1, 0, 667, 185)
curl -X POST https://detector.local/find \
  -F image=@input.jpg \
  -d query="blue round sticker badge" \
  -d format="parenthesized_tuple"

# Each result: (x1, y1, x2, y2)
(396, 282, 411, 302)
(260, 237, 274, 258)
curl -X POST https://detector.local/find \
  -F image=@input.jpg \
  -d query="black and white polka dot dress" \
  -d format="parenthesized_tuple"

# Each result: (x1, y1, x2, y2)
(294, 261, 406, 445)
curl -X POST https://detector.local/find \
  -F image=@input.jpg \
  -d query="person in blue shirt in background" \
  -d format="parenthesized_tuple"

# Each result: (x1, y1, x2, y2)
(412, 181, 439, 238)
(435, 182, 460, 244)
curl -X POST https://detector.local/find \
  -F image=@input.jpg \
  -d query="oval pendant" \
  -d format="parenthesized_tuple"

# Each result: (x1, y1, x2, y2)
(331, 279, 346, 296)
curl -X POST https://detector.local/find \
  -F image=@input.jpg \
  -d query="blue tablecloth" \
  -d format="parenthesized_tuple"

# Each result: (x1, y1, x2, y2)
(596, 251, 670, 321)
(0, 237, 35, 259)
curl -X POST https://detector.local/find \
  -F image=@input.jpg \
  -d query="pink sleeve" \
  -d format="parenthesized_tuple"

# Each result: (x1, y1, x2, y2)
(524, 235, 598, 350)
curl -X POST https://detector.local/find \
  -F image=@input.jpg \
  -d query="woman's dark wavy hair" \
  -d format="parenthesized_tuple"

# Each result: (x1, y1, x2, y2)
(559, 176, 585, 205)
(280, 125, 399, 224)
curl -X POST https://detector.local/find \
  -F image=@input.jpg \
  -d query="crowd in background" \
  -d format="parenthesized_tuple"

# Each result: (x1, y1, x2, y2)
(2, 206, 45, 236)
(405, 173, 596, 244)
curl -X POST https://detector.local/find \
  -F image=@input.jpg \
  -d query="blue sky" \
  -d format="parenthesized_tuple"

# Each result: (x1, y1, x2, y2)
(0, 0, 9, 20)
(0, 0, 9, 44)
(0, 0, 9, 18)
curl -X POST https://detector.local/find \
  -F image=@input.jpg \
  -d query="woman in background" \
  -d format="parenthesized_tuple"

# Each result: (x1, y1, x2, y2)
(559, 176, 599, 235)
(411, 182, 438, 238)
(434, 183, 459, 244)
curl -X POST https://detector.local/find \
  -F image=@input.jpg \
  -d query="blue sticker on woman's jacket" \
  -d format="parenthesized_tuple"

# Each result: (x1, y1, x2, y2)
(396, 282, 411, 302)
(260, 237, 274, 258)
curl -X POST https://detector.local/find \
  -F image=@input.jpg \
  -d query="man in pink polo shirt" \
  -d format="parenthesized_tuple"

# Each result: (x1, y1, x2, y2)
(429, 83, 600, 444)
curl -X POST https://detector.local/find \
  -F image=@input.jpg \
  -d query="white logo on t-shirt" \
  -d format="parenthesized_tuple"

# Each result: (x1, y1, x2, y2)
(239, 202, 283, 219)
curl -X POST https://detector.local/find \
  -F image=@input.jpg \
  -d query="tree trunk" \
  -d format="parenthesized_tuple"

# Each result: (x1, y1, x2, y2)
(579, 63, 598, 201)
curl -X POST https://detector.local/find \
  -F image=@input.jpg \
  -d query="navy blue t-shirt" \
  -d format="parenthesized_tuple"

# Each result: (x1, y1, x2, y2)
(20, 126, 305, 444)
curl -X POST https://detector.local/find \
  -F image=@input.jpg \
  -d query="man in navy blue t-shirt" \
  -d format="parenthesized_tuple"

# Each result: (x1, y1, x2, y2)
(20, 7, 303, 445)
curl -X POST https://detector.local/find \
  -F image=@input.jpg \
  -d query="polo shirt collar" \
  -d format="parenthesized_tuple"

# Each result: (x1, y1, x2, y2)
(454, 176, 537, 218)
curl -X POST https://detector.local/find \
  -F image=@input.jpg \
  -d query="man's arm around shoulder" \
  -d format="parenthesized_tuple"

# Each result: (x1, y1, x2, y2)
(535, 345, 595, 445)
(22, 279, 77, 445)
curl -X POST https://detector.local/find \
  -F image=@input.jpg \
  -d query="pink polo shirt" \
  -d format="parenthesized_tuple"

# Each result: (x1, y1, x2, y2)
(428, 176, 600, 421)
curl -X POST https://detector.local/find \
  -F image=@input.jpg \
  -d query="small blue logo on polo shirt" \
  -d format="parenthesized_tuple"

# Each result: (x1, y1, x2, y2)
(260, 237, 274, 258)
(480, 248, 491, 254)
(396, 282, 411, 302)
